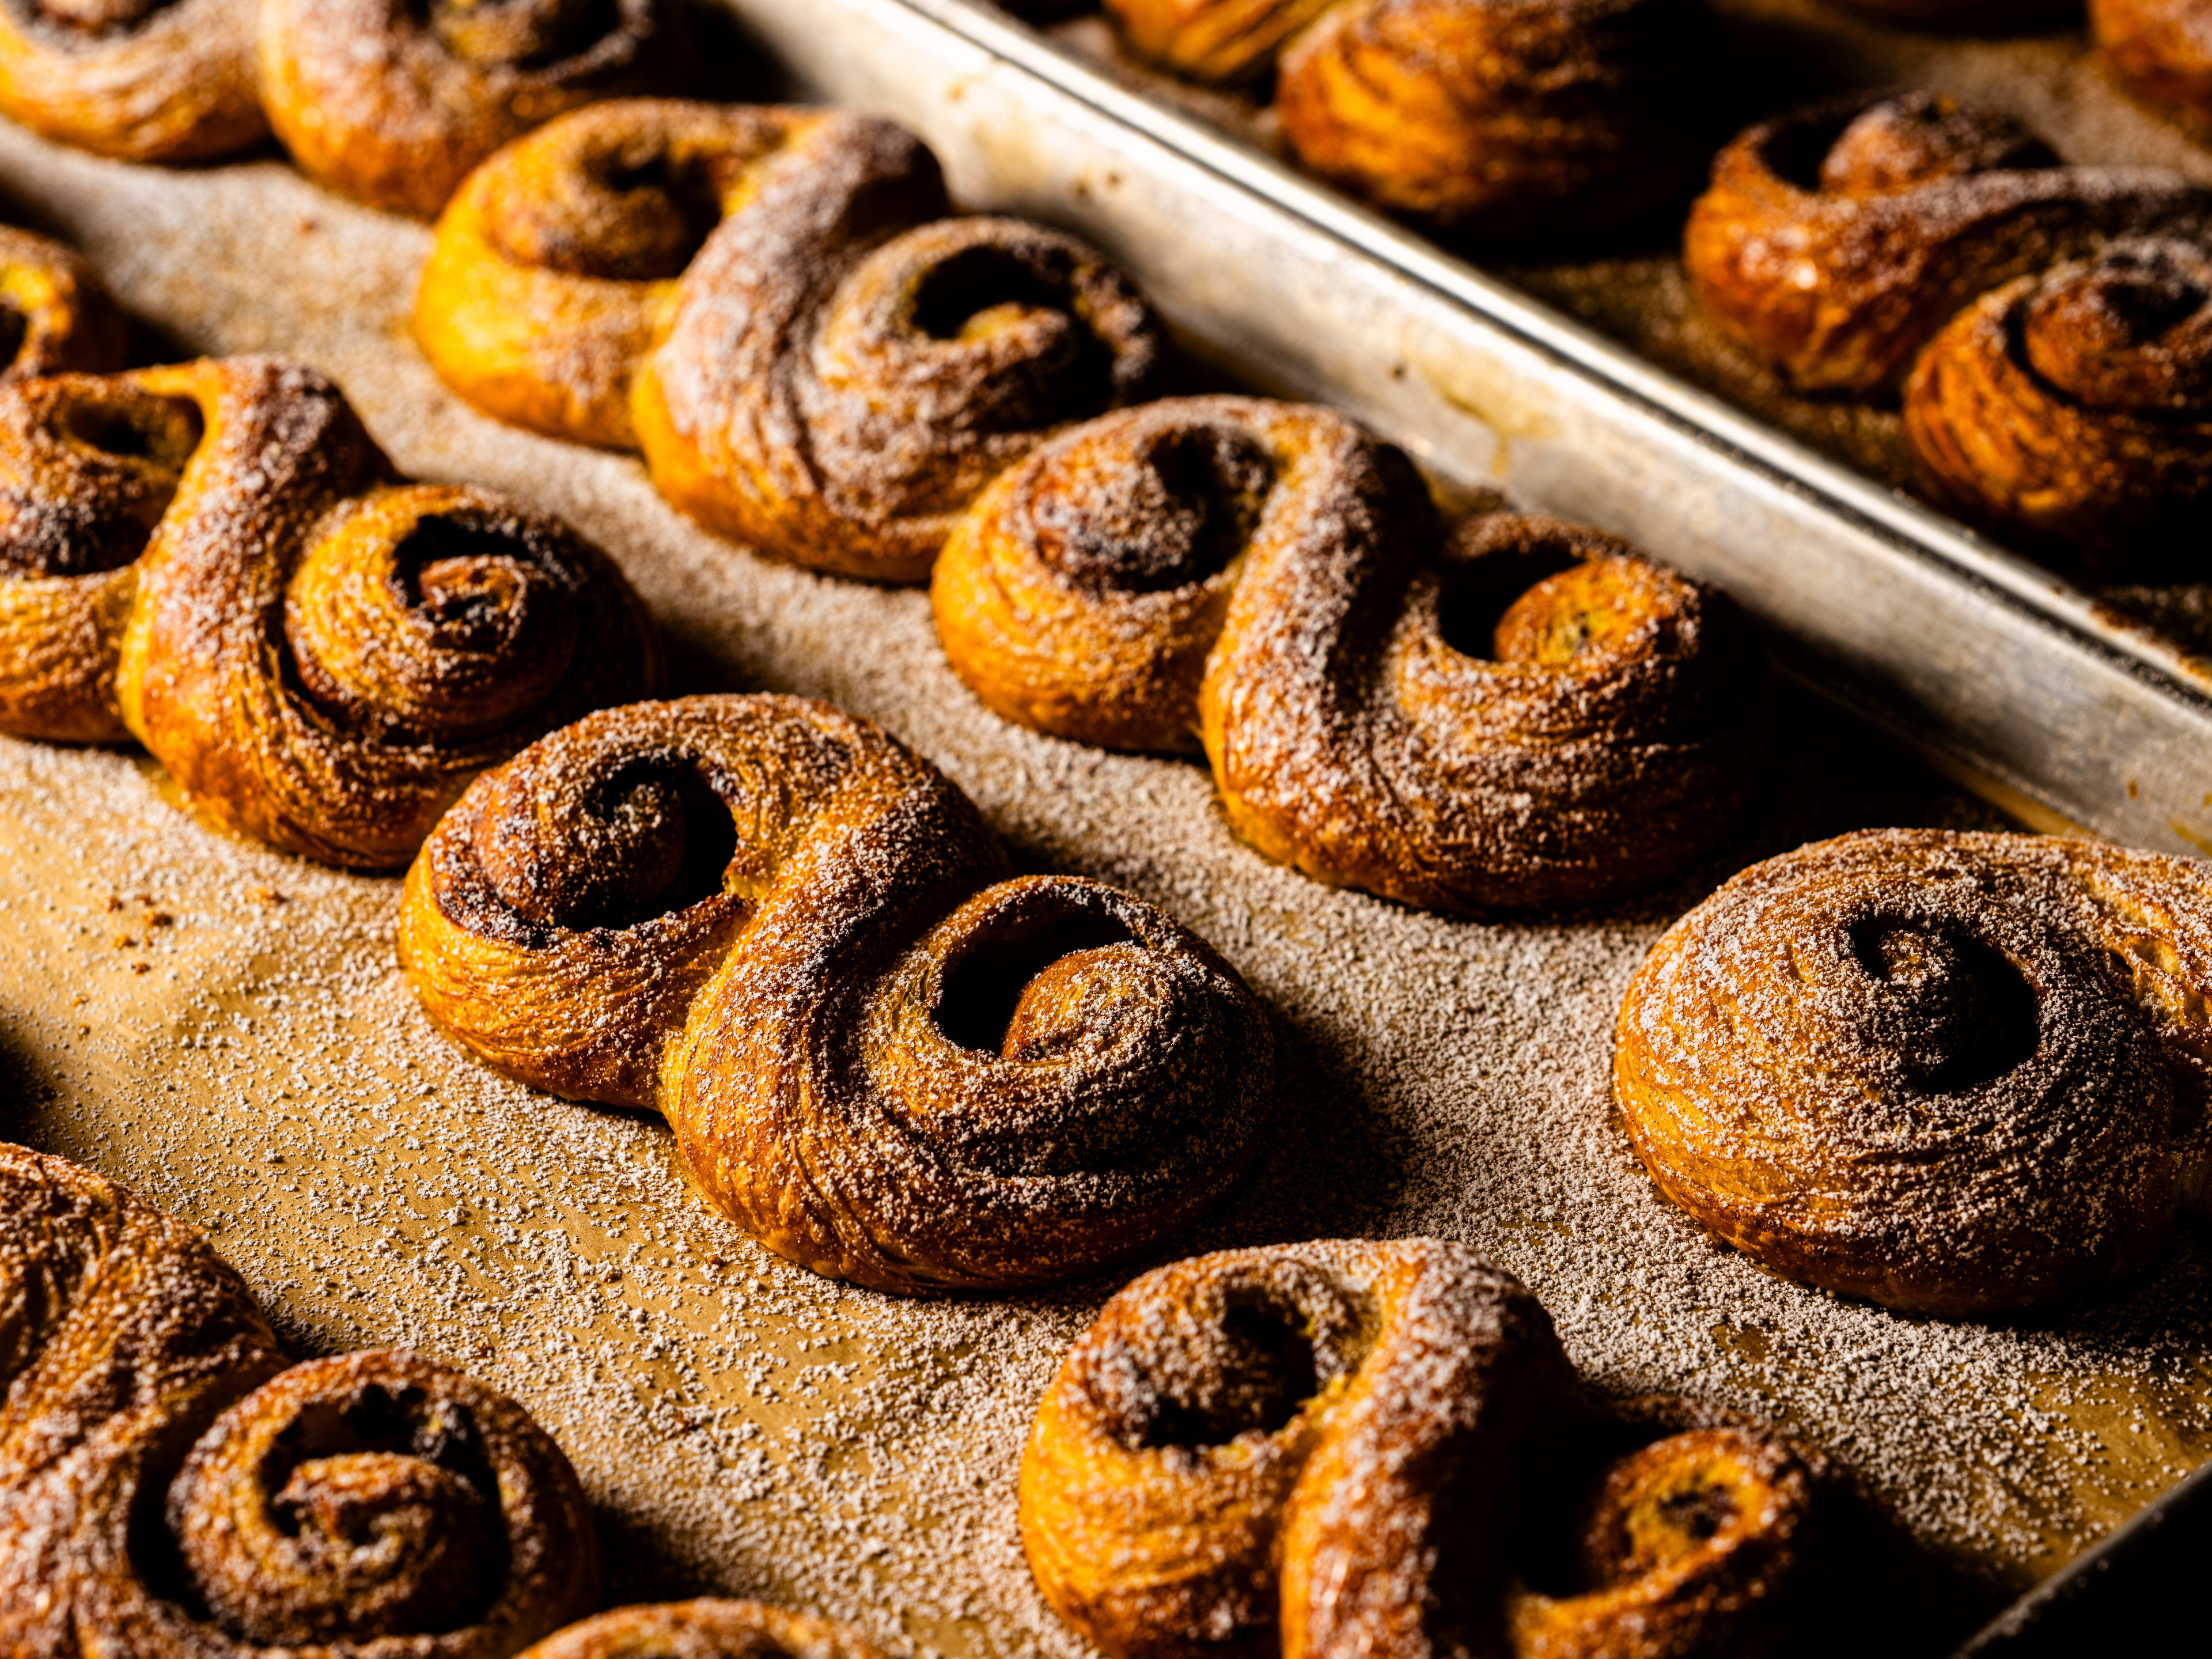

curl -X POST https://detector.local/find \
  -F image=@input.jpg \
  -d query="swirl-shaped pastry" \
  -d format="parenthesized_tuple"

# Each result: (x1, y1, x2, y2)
(1685, 92, 2212, 394)
(1903, 237, 2212, 568)
(1615, 828, 2212, 1317)
(933, 396, 1772, 913)
(517, 1600, 891, 1659)
(0, 356, 661, 865)
(260, 0, 681, 219)
(1021, 1238, 1830, 1659)
(0, 1139, 601, 1657)
(0, 223, 128, 382)
(397, 692, 1272, 1294)
(418, 100, 1164, 582)
(1274, 0, 1711, 240)
(1100, 0, 1343, 82)
(2094, 0, 2212, 140)
(0, 0, 267, 164)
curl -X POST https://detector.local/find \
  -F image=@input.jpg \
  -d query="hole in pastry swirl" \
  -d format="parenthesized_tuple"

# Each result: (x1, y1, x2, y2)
(1685, 92, 2212, 394)
(1613, 827, 2212, 1315)
(399, 693, 1272, 1292)
(1021, 1240, 1830, 1659)
(933, 395, 1773, 912)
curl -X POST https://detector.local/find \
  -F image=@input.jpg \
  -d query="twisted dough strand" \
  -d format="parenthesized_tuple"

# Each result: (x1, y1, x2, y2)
(0, 355, 661, 866)
(0, 224, 128, 386)
(1685, 92, 2212, 394)
(419, 100, 1164, 582)
(1021, 1238, 1829, 1659)
(1615, 828, 2212, 1316)
(0, 0, 268, 164)
(933, 396, 1772, 913)
(398, 693, 1273, 1293)
(0, 1141, 600, 1658)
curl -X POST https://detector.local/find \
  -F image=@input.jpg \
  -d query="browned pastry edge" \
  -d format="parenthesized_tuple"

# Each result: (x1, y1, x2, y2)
(397, 691, 1273, 1294)
(516, 1599, 895, 1658)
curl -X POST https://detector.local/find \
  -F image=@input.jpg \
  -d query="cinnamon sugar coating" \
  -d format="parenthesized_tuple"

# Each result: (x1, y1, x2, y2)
(2094, 0, 2212, 141)
(397, 693, 1273, 1294)
(0, 224, 127, 385)
(1685, 91, 2212, 395)
(933, 396, 1772, 913)
(0, 356, 662, 866)
(419, 100, 1164, 583)
(0, 1140, 600, 1658)
(260, 0, 683, 219)
(1020, 1239, 1830, 1659)
(1275, 0, 1710, 240)
(1904, 237, 2212, 569)
(0, 0, 267, 164)
(517, 1599, 893, 1658)
(1615, 828, 2212, 1317)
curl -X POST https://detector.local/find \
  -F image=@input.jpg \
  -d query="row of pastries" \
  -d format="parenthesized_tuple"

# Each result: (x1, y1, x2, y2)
(2, 1, 2210, 1655)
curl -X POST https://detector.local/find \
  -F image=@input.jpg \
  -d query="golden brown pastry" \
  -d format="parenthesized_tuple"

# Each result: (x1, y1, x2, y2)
(1101, 0, 1342, 82)
(0, 355, 661, 865)
(259, 0, 682, 219)
(932, 395, 1772, 912)
(1685, 92, 2212, 394)
(0, 222, 128, 382)
(0, 1139, 600, 1657)
(1903, 237, 2212, 569)
(1275, 0, 1711, 240)
(396, 692, 1273, 1294)
(1020, 1238, 1830, 1659)
(418, 101, 1164, 582)
(517, 1600, 891, 1659)
(2095, 0, 2212, 140)
(0, 0, 267, 164)
(1615, 828, 2212, 1317)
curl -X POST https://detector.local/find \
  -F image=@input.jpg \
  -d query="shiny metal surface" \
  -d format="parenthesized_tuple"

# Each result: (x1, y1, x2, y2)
(722, 0, 2212, 855)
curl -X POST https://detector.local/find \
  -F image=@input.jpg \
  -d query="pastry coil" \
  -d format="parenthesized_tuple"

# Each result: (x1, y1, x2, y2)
(1101, 0, 1343, 82)
(1273, 0, 1710, 240)
(0, 222, 128, 384)
(0, 355, 661, 866)
(418, 100, 1164, 582)
(0, 1139, 600, 1658)
(1903, 236, 2212, 566)
(1020, 1238, 1829, 1659)
(260, 0, 682, 219)
(396, 692, 1273, 1294)
(1615, 828, 2212, 1317)
(0, 0, 267, 164)
(932, 395, 1772, 913)
(1685, 91, 2212, 394)
(516, 1599, 891, 1659)
(2094, 0, 2212, 140)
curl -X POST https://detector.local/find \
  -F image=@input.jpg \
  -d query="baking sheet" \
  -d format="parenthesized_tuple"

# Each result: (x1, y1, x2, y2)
(0, 10, 2209, 1654)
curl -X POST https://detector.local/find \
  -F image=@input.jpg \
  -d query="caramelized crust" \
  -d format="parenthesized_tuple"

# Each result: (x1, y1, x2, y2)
(517, 1600, 892, 1658)
(1685, 92, 2212, 393)
(1101, 0, 1342, 81)
(1275, 0, 1709, 240)
(1614, 828, 2212, 1317)
(0, 1140, 600, 1658)
(933, 396, 1772, 913)
(2094, 0, 2212, 140)
(397, 692, 1273, 1294)
(421, 100, 1164, 582)
(1020, 1239, 1828, 1659)
(0, 0, 267, 163)
(0, 225, 128, 385)
(1904, 237, 2212, 569)
(0, 357, 662, 866)
(259, 0, 681, 219)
